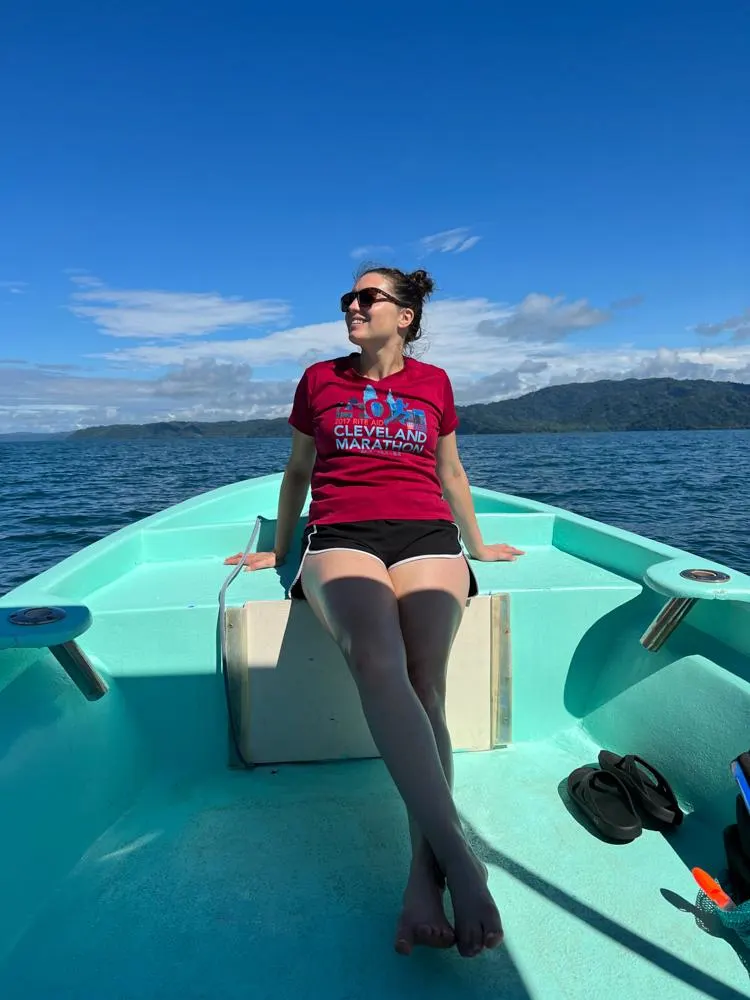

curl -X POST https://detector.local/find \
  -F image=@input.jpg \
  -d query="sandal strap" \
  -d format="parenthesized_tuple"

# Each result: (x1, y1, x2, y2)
(579, 770, 634, 813)
(618, 754, 671, 796)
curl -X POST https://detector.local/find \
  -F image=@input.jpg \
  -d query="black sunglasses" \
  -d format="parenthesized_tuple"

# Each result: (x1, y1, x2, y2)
(340, 287, 408, 313)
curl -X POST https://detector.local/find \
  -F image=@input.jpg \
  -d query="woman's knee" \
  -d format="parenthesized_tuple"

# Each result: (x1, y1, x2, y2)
(408, 658, 448, 714)
(346, 633, 409, 687)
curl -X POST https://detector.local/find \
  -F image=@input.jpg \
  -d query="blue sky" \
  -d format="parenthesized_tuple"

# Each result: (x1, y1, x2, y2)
(1, 2, 748, 433)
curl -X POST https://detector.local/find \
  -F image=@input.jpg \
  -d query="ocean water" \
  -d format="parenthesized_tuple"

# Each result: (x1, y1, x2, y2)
(1, 430, 748, 597)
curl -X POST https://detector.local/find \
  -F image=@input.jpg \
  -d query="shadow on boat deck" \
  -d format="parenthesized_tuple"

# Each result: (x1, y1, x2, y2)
(465, 817, 750, 998)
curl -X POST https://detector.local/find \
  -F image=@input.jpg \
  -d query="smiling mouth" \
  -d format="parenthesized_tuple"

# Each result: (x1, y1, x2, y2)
(349, 317, 367, 328)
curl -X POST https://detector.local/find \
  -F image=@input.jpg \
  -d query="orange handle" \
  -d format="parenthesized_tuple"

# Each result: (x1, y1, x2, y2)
(692, 868, 735, 909)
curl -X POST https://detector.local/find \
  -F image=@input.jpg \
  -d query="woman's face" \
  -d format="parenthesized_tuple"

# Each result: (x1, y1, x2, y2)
(344, 272, 413, 348)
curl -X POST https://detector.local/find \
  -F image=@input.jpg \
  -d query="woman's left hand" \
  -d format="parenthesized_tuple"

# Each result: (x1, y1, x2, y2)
(471, 543, 525, 562)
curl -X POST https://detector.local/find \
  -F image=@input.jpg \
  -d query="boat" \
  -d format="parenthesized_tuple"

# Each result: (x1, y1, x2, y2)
(1, 471, 749, 999)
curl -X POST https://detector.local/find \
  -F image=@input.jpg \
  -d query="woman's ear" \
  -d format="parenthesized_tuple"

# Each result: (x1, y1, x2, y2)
(397, 307, 415, 331)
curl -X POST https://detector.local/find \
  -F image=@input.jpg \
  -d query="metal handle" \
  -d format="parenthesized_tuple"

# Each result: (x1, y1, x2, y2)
(49, 641, 109, 701)
(640, 597, 698, 652)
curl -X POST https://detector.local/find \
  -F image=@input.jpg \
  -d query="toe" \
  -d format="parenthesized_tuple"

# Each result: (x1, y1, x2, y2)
(457, 924, 483, 958)
(482, 903, 504, 949)
(414, 923, 434, 946)
(437, 925, 456, 949)
(484, 928, 504, 949)
(394, 923, 414, 956)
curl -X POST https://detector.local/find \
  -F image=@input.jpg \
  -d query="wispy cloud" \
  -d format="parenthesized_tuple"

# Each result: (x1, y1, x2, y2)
(477, 293, 611, 343)
(611, 295, 644, 310)
(68, 276, 290, 339)
(419, 228, 481, 255)
(0, 280, 27, 294)
(349, 244, 394, 260)
(455, 236, 481, 253)
(32, 363, 83, 372)
(5, 339, 750, 435)
(694, 308, 750, 343)
(0, 360, 299, 433)
(64, 269, 104, 289)
(90, 291, 745, 395)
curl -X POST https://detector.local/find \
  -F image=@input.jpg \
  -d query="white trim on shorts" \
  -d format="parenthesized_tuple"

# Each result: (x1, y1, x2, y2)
(288, 523, 317, 598)
(288, 528, 387, 598)
(389, 552, 464, 569)
(387, 521, 466, 570)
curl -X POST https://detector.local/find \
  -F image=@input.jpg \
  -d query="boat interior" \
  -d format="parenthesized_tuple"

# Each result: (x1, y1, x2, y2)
(1, 472, 749, 998)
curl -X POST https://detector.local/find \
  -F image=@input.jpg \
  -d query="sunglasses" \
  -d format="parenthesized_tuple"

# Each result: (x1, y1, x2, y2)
(340, 287, 408, 313)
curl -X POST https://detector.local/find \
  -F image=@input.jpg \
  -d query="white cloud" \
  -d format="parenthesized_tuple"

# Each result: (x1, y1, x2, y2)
(0, 280, 27, 294)
(0, 360, 298, 434)
(455, 236, 481, 253)
(65, 270, 104, 289)
(349, 245, 394, 260)
(4, 337, 750, 435)
(611, 295, 644, 310)
(68, 277, 290, 339)
(478, 293, 611, 343)
(419, 228, 482, 255)
(694, 309, 750, 343)
(87, 292, 732, 390)
(94, 319, 348, 368)
(5, 339, 750, 436)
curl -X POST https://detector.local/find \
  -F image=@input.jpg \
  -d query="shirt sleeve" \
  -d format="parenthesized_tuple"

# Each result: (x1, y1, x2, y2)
(439, 372, 459, 436)
(288, 370, 314, 436)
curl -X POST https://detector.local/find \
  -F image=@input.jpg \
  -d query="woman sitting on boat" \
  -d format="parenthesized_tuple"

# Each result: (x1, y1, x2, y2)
(227, 265, 524, 958)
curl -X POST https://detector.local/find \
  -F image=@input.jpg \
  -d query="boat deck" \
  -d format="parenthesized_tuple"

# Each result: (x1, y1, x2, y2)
(3, 732, 747, 1000)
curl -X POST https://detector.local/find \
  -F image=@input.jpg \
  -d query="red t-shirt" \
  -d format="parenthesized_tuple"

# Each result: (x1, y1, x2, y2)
(288, 353, 459, 525)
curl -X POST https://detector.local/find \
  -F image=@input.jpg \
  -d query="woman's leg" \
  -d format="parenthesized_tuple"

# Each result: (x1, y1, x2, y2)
(388, 556, 468, 953)
(300, 550, 502, 958)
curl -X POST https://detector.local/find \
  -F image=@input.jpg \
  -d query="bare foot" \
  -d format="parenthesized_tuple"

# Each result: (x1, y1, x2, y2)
(445, 852, 503, 958)
(394, 853, 455, 955)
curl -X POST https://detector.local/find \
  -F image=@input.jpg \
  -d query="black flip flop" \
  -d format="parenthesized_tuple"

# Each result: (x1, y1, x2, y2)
(567, 766, 642, 842)
(724, 823, 750, 904)
(598, 751, 683, 828)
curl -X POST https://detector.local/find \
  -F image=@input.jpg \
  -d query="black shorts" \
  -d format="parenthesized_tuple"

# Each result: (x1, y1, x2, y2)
(289, 519, 479, 600)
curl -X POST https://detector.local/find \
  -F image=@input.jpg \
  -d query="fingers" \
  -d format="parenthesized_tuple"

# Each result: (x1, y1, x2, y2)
(488, 544, 525, 562)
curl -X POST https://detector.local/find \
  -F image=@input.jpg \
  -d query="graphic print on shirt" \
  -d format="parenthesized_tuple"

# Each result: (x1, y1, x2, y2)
(334, 385, 428, 453)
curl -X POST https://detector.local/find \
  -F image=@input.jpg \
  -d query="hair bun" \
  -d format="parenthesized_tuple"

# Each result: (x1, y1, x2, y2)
(408, 269, 435, 298)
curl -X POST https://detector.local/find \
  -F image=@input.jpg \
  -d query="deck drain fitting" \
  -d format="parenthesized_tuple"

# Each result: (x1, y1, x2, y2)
(8, 607, 67, 626)
(679, 569, 731, 583)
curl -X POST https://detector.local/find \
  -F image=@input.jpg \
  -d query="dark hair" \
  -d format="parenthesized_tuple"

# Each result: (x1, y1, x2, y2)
(355, 264, 435, 349)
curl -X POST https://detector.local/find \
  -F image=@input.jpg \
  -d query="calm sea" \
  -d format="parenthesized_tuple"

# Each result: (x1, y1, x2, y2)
(1, 431, 748, 597)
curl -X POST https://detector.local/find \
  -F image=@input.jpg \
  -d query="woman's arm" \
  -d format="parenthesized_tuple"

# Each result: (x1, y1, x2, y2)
(273, 429, 317, 562)
(436, 433, 523, 562)
(225, 429, 316, 570)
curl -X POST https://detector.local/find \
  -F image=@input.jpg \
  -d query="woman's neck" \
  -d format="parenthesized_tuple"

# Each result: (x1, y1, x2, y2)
(355, 345, 406, 381)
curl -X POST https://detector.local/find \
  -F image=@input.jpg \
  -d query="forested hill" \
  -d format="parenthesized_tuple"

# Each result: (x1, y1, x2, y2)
(455, 378, 750, 433)
(41, 377, 750, 440)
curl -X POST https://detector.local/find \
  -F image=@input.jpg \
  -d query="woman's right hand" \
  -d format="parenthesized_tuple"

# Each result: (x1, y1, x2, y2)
(223, 551, 282, 572)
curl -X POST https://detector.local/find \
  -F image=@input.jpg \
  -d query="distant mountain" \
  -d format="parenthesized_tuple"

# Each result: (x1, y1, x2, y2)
(456, 378, 750, 433)
(35, 377, 750, 441)
(0, 432, 70, 442)
(70, 417, 291, 440)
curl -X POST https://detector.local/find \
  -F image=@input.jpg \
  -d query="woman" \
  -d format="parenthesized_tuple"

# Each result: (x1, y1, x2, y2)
(226, 265, 524, 958)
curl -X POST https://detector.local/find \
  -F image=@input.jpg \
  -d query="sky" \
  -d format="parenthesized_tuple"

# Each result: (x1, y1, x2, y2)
(1, 2, 748, 434)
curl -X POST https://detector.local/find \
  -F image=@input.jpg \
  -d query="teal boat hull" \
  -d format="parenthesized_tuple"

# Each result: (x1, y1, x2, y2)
(1, 474, 749, 998)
